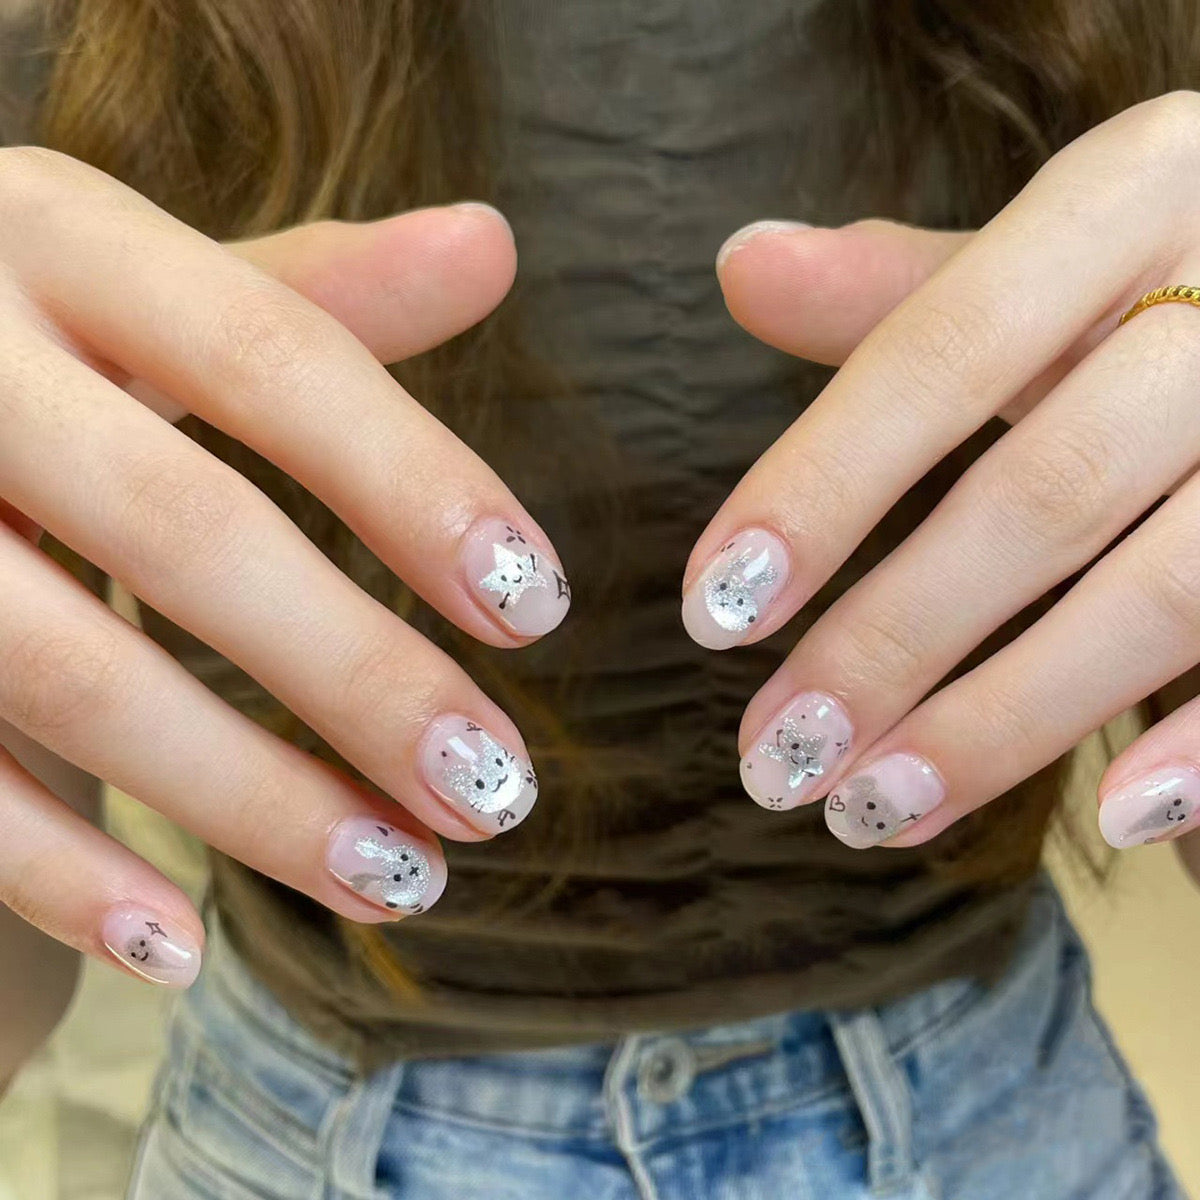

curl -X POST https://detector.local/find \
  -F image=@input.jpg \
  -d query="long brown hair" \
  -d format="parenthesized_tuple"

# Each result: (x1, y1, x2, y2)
(30, 0, 1200, 977)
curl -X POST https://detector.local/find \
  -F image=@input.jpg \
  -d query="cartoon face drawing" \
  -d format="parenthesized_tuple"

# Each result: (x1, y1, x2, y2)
(758, 717, 827, 790)
(1124, 792, 1197, 844)
(347, 827, 431, 910)
(444, 731, 526, 814)
(478, 542, 547, 610)
(828, 775, 922, 843)
(126, 936, 152, 964)
(703, 547, 779, 634)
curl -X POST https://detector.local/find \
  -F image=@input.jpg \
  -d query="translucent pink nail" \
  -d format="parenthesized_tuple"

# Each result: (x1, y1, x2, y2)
(419, 714, 538, 834)
(462, 517, 570, 637)
(740, 691, 853, 810)
(327, 818, 447, 915)
(101, 908, 201, 988)
(1099, 765, 1200, 848)
(682, 529, 790, 650)
(825, 753, 945, 849)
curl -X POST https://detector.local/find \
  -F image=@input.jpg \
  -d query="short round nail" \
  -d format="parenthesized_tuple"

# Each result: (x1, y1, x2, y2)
(462, 517, 571, 638)
(1099, 765, 1200, 849)
(419, 714, 538, 834)
(716, 220, 812, 269)
(101, 908, 202, 988)
(825, 753, 945, 849)
(741, 691, 853, 810)
(682, 529, 790, 650)
(328, 818, 447, 915)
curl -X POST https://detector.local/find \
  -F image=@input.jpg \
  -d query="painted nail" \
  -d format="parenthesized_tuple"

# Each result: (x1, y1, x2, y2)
(825, 753, 945, 849)
(462, 517, 571, 637)
(420, 714, 538, 834)
(716, 220, 812, 270)
(682, 528, 790, 650)
(328, 818, 447, 915)
(101, 908, 202, 988)
(1099, 765, 1200, 849)
(740, 691, 853, 810)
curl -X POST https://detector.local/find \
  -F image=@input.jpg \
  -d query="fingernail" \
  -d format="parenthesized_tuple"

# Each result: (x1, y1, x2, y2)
(740, 691, 853, 810)
(419, 714, 538, 834)
(825, 753, 945, 849)
(716, 219, 812, 270)
(462, 517, 571, 638)
(682, 528, 790, 650)
(1099, 765, 1200, 848)
(452, 201, 513, 237)
(328, 818, 447, 916)
(101, 908, 202, 988)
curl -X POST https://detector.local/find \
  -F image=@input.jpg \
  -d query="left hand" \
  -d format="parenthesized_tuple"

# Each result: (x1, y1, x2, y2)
(683, 90, 1200, 856)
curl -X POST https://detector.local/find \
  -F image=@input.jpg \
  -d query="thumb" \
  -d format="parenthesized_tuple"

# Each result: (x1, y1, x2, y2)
(716, 218, 972, 365)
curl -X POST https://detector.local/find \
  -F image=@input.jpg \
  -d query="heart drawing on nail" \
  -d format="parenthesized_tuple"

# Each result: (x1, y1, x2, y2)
(828, 794, 845, 812)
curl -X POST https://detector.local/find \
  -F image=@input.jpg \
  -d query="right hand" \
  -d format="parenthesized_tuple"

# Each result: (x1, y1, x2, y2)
(0, 148, 570, 988)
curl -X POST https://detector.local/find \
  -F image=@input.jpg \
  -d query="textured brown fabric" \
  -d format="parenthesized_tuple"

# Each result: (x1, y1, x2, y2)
(8, 0, 1068, 1069)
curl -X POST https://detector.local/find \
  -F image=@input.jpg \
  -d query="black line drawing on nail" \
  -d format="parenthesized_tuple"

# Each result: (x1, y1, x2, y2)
(1126, 792, 1197, 843)
(349, 831, 431, 910)
(497, 808, 516, 826)
(703, 548, 778, 634)
(504, 525, 527, 545)
(554, 570, 571, 601)
(479, 542, 547, 610)
(832, 776, 921, 841)
(145, 921, 166, 937)
(759, 717, 827, 789)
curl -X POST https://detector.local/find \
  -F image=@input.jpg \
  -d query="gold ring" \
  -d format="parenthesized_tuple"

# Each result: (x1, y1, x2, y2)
(1119, 284, 1200, 326)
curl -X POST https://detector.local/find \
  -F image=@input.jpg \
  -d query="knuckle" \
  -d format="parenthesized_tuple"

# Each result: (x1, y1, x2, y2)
(208, 281, 331, 385)
(1137, 533, 1200, 637)
(878, 295, 1005, 403)
(835, 596, 931, 693)
(331, 635, 430, 737)
(984, 428, 1114, 548)
(0, 624, 121, 736)
(116, 457, 257, 583)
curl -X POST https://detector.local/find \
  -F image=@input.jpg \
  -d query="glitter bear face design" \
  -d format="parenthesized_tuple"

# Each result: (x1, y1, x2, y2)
(827, 775, 921, 842)
(758, 717, 827, 790)
(1124, 792, 1197, 844)
(443, 730, 526, 814)
(347, 827, 432, 910)
(703, 547, 779, 634)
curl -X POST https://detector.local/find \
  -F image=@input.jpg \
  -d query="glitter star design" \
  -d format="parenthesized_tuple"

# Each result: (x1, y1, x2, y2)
(759, 717, 827, 789)
(703, 548, 778, 633)
(350, 832, 431, 910)
(444, 731, 526, 814)
(479, 543, 548, 610)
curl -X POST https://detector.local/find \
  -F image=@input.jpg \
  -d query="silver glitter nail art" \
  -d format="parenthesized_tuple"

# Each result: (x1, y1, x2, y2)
(758, 717, 827, 789)
(703, 546, 778, 634)
(444, 728, 528, 814)
(346, 828, 432, 910)
(478, 539, 548, 611)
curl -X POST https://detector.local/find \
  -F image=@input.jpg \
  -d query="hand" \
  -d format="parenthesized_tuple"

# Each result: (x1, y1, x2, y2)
(0, 148, 568, 986)
(685, 90, 1200, 860)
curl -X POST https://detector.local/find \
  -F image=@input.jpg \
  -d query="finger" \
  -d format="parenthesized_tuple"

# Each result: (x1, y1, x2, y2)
(739, 279, 1200, 807)
(1, 148, 568, 644)
(683, 93, 1192, 651)
(0, 520, 451, 919)
(0, 340, 540, 840)
(819, 467, 1200, 849)
(1097, 695, 1200, 848)
(0, 742, 205, 988)
(231, 203, 517, 366)
(717, 218, 971, 365)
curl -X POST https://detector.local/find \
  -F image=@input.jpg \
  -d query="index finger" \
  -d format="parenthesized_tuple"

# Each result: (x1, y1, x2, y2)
(682, 93, 1196, 650)
(1, 148, 568, 645)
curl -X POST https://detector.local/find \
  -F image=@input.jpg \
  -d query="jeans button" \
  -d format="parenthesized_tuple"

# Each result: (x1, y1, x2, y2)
(637, 1037, 696, 1104)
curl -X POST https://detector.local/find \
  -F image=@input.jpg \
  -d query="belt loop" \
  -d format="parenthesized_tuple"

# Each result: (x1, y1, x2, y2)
(827, 1009, 915, 1195)
(325, 1060, 405, 1200)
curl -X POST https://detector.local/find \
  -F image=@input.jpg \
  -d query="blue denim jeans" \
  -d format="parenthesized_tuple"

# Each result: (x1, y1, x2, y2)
(127, 875, 1185, 1199)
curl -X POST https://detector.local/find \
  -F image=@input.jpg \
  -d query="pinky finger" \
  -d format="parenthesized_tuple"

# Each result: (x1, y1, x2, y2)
(1098, 698, 1200, 849)
(0, 746, 203, 987)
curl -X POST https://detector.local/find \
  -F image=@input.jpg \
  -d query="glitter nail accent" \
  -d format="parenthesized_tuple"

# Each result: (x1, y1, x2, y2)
(327, 818, 446, 914)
